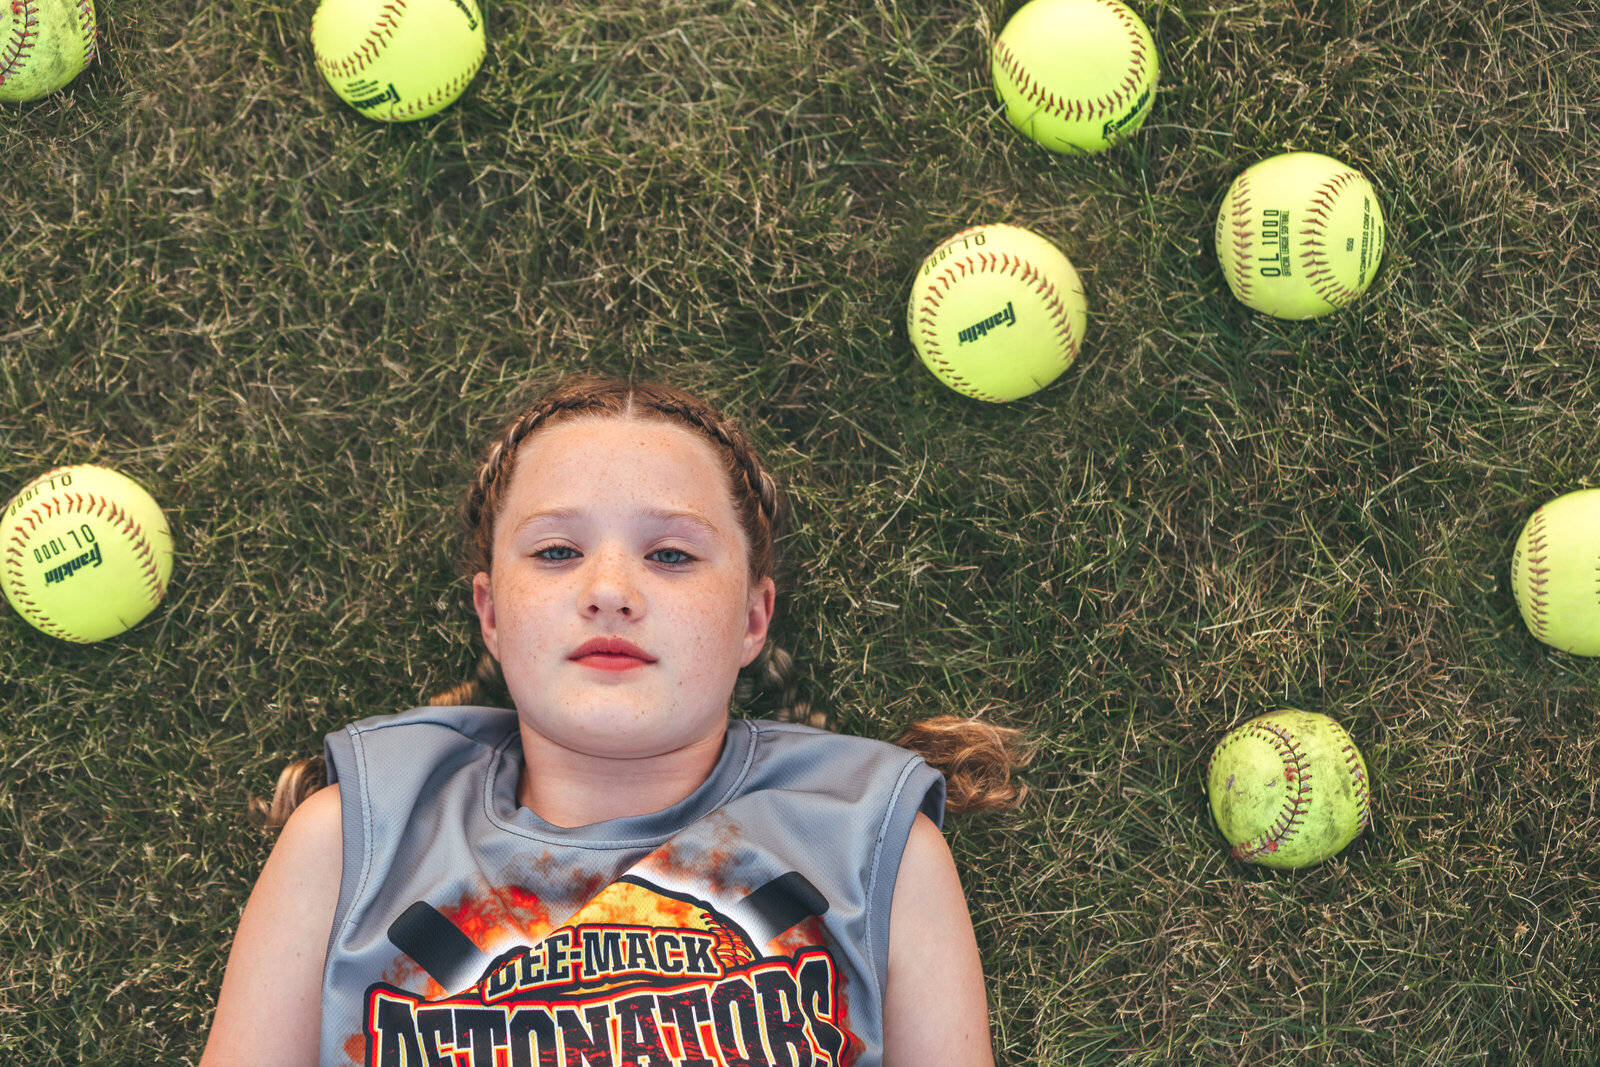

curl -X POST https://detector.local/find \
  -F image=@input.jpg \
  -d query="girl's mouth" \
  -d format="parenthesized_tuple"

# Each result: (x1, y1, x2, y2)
(574, 653, 650, 671)
(568, 637, 656, 671)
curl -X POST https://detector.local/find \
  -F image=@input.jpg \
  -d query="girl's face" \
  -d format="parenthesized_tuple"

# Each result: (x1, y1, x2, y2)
(472, 416, 775, 761)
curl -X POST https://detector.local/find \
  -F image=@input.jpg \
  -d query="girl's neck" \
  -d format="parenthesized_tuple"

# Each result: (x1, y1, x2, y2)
(513, 723, 729, 828)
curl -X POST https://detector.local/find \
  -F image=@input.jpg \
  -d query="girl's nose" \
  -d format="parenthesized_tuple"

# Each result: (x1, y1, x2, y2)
(583, 551, 639, 618)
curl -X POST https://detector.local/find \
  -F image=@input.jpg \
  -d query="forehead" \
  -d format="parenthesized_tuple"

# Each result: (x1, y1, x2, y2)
(499, 415, 738, 523)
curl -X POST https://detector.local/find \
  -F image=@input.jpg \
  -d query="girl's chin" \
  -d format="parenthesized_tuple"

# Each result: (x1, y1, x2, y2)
(513, 705, 730, 759)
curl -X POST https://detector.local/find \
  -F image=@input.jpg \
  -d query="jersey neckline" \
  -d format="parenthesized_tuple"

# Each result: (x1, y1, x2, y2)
(482, 717, 759, 847)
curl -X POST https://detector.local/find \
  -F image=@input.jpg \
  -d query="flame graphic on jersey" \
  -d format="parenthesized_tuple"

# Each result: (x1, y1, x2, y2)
(360, 874, 856, 1066)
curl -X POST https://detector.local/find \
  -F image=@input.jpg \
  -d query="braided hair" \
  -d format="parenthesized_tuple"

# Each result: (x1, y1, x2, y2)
(256, 376, 1029, 829)
(431, 375, 1029, 813)
(434, 376, 784, 713)
(459, 377, 779, 591)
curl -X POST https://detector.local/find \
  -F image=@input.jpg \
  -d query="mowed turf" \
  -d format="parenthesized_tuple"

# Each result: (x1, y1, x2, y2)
(2, 0, 1597, 1062)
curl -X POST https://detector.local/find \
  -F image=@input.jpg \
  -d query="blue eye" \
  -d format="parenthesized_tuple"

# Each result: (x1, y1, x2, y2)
(650, 548, 694, 565)
(534, 545, 579, 562)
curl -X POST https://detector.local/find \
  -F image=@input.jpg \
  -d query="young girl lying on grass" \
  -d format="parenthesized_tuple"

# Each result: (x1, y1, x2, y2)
(200, 376, 1027, 1067)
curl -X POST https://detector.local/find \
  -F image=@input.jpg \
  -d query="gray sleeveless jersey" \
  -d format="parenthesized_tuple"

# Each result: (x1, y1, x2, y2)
(316, 705, 946, 1067)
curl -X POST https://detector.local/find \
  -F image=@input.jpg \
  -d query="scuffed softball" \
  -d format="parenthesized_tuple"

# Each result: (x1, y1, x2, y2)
(1206, 709, 1371, 869)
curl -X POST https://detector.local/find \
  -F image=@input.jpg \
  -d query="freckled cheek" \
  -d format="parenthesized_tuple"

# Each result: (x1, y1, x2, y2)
(671, 581, 747, 658)
(496, 577, 564, 643)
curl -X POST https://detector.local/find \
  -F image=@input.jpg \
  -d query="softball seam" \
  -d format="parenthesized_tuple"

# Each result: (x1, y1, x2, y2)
(385, 43, 484, 119)
(1, 0, 41, 88)
(3, 490, 165, 642)
(74, 0, 92, 66)
(991, 1, 1150, 125)
(1298, 170, 1364, 309)
(0, 0, 95, 89)
(1224, 173, 1255, 303)
(1344, 741, 1371, 835)
(313, 0, 409, 81)
(1522, 509, 1551, 639)
(912, 243, 1081, 402)
(1219, 721, 1314, 862)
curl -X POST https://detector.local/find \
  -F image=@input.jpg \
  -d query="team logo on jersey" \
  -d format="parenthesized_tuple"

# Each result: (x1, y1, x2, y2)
(362, 874, 854, 1066)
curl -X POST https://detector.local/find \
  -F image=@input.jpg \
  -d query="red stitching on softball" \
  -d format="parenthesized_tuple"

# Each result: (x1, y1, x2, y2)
(1525, 510, 1551, 636)
(992, 1, 1149, 127)
(1344, 743, 1371, 834)
(1296, 170, 1364, 308)
(911, 240, 1080, 400)
(1, 0, 39, 88)
(1226, 174, 1255, 300)
(314, 0, 409, 80)
(75, 0, 93, 66)
(1208, 721, 1313, 861)
(2, 486, 166, 639)
(387, 44, 484, 118)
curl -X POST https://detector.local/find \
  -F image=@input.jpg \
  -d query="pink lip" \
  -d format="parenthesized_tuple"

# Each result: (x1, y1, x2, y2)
(569, 637, 656, 671)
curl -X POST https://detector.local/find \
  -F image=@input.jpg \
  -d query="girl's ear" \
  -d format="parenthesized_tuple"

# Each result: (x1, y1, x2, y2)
(472, 572, 499, 660)
(741, 576, 777, 666)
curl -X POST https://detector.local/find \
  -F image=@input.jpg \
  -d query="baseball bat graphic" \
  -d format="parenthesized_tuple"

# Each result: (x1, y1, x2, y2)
(387, 873, 831, 993)
(388, 900, 493, 995)
(731, 870, 830, 935)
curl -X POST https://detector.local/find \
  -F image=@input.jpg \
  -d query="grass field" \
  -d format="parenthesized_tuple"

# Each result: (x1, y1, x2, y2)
(3, 0, 1599, 1062)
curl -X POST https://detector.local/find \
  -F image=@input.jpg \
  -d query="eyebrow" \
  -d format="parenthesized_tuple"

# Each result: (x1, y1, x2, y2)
(644, 507, 723, 538)
(511, 506, 723, 540)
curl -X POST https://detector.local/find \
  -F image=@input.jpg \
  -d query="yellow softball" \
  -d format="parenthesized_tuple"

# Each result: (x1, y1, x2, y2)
(905, 224, 1088, 402)
(1511, 488, 1600, 656)
(0, 0, 96, 103)
(991, 0, 1158, 155)
(1215, 151, 1386, 319)
(2, 465, 174, 642)
(311, 0, 485, 122)
(1206, 710, 1372, 869)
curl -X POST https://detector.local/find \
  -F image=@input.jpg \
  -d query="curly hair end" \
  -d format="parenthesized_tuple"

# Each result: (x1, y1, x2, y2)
(250, 756, 327, 833)
(895, 714, 1033, 815)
